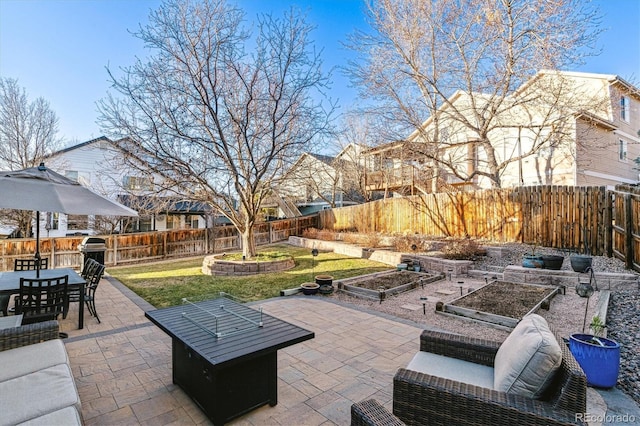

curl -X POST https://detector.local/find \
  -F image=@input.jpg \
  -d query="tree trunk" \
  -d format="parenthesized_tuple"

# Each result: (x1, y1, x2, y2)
(241, 226, 257, 259)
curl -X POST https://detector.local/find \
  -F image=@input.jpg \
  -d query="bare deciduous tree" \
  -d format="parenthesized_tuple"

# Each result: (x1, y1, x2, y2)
(0, 77, 62, 237)
(278, 153, 343, 208)
(336, 113, 385, 202)
(98, 0, 334, 258)
(348, 0, 603, 188)
(0, 77, 61, 170)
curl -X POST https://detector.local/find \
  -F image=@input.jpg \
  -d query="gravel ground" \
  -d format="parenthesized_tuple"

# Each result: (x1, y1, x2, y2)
(472, 243, 637, 275)
(607, 289, 640, 404)
(327, 242, 640, 404)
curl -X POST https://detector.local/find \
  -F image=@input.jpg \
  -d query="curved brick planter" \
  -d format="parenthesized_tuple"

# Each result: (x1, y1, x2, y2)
(202, 254, 295, 276)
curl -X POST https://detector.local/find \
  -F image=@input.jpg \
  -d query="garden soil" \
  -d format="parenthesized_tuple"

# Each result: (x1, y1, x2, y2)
(328, 274, 598, 342)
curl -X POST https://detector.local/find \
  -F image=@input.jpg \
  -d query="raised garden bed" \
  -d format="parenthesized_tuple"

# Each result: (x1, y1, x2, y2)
(336, 270, 443, 300)
(202, 254, 295, 275)
(440, 280, 563, 328)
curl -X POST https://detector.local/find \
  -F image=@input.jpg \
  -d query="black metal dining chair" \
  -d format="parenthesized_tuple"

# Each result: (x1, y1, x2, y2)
(80, 257, 96, 278)
(14, 275, 68, 325)
(14, 257, 49, 271)
(64, 258, 105, 323)
(84, 262, 106, 323)
(0, 257, 50, 316)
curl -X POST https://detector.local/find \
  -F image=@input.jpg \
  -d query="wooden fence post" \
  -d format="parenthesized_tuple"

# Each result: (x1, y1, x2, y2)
(50, 238, 56, 269)
(624, 193, 634, 270)
(163, 233, 168, 259)
(113, 235, 118, 266)
(605, 190, 614, 258)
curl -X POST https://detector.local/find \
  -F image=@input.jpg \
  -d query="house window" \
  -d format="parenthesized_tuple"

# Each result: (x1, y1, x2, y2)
(123, 176, 154, 191)
(46, 212, 59, 230)
(537, 146, 554, 158)
(619, 139, 628, 161)
(188, 216, 199, 228)
(620, 95, 630, 122)
(67, 214, 88, 230)
(166, 215, 179, 229)
(65, 171, 78, 182)
(138, 217, 153, 232)
(305, 184, 314, 202)
(473, 145, 480, 169)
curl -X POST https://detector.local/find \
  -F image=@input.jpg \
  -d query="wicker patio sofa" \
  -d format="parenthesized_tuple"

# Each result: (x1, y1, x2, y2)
(352, 315, 587, 426)
(0, 320, 82, 425)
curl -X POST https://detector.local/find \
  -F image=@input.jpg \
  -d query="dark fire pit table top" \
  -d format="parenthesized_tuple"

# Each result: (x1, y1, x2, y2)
(145, 296, 314, 425)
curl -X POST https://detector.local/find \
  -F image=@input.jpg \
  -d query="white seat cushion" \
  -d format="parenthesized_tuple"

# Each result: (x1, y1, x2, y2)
(0, 363, 82, 426)
(406, 350, 495, 390)
(17, 406, 82, 425)
(494, 314, 562, 398)
(0, 339, 69, 382)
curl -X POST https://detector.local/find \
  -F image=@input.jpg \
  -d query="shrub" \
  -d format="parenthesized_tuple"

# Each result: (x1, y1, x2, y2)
(440, 238, 485, 260)
(302, 228, 337, 241)
(316, 229, 337, 241)
(393, 234, 432, 252)
(342, 233, 359, 244)
(361, 232, 382, 248)
(302, 227, 319, 239)
(342, 232, 382, 248)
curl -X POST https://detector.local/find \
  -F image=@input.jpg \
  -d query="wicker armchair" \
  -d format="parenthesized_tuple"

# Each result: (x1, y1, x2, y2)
(0, 320, 60, 352)
(351, 329, 587, 426)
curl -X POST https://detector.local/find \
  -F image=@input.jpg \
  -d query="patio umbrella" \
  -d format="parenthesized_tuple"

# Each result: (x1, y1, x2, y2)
(0, 163, 138, 275)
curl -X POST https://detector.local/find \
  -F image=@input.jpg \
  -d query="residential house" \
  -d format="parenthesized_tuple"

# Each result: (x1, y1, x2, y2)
(273, 144, 372, 216)
(364, 70, 640, 195)
(42, 136, 212, 236)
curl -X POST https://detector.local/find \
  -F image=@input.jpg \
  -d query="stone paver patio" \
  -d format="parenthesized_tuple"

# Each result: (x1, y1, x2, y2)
(53, 274, 633, 425)
(59, 275, 422, 425)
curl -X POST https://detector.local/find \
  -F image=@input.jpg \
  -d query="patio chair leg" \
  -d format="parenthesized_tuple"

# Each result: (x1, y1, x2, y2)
(62, 299, 69, 319)
(86, 299, 100, 323)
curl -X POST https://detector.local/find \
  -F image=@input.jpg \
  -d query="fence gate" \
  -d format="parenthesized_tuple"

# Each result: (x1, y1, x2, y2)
(611, 185, 640, 272)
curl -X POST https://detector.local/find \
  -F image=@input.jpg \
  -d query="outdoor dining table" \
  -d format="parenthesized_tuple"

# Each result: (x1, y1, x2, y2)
(0, 268, 86, 329)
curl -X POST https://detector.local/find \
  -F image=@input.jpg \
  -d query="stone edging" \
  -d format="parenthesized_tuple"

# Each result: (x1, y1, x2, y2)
(501, 265, 638, 291)
(202, 254, 295, 275)
(288, 236, 473, 277)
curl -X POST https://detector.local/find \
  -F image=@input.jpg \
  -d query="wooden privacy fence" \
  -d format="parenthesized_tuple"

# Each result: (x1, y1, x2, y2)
(611, 184, 640, 271)
(319, 189, 522, 242)
(0, 215, 318, 272)
(318, 185, 640, 270)
(515, 186, 608, 255)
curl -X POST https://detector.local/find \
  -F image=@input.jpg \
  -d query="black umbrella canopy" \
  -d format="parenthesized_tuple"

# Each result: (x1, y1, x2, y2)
(0, 163, 138, 274)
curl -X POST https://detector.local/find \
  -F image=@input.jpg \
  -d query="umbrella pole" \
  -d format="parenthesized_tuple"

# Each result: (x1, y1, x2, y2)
(35, 211, 41, 278)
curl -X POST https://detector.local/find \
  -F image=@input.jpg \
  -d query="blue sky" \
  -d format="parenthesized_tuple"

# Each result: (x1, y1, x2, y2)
(1, 0, 639, 145)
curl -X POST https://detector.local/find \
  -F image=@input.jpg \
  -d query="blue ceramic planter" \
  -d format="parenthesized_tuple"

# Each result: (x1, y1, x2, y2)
(522, 255, 544, 268)
(569, 333, 620, 388)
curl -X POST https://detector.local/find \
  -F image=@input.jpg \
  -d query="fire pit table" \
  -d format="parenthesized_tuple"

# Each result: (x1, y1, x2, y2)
(145, 295, 314, 425)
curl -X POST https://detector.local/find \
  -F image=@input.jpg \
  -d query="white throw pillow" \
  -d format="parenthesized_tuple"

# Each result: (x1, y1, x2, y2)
(494, 314, 562, 398)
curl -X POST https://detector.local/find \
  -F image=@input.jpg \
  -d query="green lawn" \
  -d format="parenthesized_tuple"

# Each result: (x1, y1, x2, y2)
(107, 243, 392, 308)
